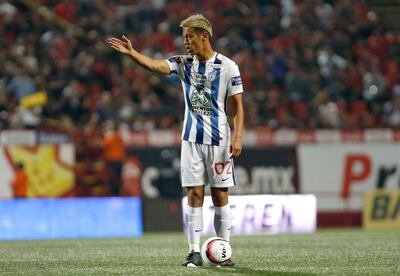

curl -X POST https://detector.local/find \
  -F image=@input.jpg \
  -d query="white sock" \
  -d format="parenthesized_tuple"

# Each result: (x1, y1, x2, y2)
(187, 206, 202, 252)
(214, 204, 232, 241)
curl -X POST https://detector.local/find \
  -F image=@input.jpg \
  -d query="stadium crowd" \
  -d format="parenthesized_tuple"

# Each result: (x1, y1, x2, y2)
(1, 0, 400, 131)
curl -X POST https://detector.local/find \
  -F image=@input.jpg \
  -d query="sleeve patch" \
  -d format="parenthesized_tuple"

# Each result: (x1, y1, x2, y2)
(231, 76, 242, 86)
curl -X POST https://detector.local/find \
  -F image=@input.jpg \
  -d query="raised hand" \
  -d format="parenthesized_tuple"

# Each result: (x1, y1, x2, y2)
(107, 34, 170, 74)
(107, 35, 133, 55)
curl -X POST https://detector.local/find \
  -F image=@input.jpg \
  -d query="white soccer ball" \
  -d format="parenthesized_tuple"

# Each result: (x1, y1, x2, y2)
(201, 237, 232, 265)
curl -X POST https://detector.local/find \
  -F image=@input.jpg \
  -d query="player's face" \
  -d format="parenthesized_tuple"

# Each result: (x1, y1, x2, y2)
(183, 27, 205, 55)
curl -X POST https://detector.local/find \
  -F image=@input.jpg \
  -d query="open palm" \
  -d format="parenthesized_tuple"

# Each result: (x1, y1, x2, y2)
(107, 35, 133, 55)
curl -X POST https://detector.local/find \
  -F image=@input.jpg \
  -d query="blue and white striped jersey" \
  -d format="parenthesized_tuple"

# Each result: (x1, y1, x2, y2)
(166, 52, 243, 146)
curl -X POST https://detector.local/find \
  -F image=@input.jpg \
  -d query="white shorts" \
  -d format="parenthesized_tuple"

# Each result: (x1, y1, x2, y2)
(180, 141, 236, 188)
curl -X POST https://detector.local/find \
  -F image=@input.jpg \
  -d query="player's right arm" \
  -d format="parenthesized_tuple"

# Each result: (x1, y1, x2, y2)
(107, 35, 170, 75)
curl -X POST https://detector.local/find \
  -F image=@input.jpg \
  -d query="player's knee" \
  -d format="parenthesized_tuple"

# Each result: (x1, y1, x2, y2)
(211, 188, 229, 207)
(187, 187, 204, 206)
(189, 190, 203, 201)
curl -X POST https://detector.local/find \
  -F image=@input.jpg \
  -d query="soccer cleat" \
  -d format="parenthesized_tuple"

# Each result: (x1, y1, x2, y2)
(218, 258, 235, 267)
(182, 251, 203, 267)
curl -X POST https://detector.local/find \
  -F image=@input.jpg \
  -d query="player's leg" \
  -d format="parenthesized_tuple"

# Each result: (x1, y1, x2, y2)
(210, 187, 231, 241)
(182, 185, 204, 267)
(206, 144, 235, 241)
(181, 141, 207, 267)
(186, 185, 205, 253)
(207, 145, 235, 266)
(210, 187, 235, 266)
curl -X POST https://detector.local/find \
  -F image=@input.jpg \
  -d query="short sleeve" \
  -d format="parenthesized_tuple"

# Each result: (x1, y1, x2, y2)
(227, 64, 243, 96)
(166, 55, 182, 75)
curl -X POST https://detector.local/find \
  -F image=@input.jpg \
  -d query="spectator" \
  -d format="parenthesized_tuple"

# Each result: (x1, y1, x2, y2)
(6, 65, 36, 100)
(0, 0, 398, 130)
(382, 85, 400, 128)
(101, 122, 126, 196)
(363, 63, 386, 101)
(12, 162, 28, 198)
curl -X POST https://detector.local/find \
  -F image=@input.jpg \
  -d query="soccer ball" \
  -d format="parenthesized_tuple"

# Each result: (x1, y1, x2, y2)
(201, 237, 232, 265)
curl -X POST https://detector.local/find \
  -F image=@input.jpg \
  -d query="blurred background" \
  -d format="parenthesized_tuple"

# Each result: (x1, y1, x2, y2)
(0, 0, 399, 239)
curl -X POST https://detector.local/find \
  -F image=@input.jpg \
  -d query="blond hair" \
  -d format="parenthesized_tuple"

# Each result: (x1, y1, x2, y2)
(180, 14, 213, 37)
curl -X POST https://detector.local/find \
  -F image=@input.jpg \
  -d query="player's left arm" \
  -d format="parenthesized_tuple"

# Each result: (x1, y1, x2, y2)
(230, 92, 244, 158)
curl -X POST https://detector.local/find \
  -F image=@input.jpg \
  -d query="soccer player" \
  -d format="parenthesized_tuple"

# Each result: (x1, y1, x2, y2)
(108, 14, 244, 267)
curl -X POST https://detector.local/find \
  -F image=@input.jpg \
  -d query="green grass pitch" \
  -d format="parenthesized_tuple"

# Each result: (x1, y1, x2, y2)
(0, 229, 398, 275)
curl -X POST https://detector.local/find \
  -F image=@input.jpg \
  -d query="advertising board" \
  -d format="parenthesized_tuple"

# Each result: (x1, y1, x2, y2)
(0, 197, 143, 240)
(128, 147, 298, 198)
(298, 144, 400, 211)
(363, 189, 400, 229)
(182, 195, 316, 235)
(0, 144, 75, 198)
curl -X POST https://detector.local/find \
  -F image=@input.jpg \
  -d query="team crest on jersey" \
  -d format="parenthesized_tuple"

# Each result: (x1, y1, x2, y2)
(191, 89, 212, 116)
(207, 70, 217, 81)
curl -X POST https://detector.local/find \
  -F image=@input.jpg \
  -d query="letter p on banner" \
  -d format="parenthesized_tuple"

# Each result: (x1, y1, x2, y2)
(341, 154, 371, 200)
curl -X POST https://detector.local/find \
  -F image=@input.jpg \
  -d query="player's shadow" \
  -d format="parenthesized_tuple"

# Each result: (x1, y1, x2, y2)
(203, 266, 316, 275)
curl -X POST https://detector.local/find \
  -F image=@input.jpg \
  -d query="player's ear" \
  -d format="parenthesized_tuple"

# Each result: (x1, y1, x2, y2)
(202, 32, 208, 42)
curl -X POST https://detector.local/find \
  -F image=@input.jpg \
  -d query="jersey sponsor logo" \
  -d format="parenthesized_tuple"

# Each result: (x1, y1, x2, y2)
(195, 73, 207, 85)
(208, 63, 222, 69)
(191, 89, 213, 116)
(191, 106, 212, 116)
(231, 76, 242, 86)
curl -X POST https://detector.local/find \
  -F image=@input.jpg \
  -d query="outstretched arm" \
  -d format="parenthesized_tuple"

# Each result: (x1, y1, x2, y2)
(107, 35, 170, 75)
(230, 93, 244, 158)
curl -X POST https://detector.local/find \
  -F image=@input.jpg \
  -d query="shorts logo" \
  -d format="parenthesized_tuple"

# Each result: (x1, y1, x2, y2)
(214, 162, 225, 175)
(214, 161, 232, 175)
(231, 76, 242, 86)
